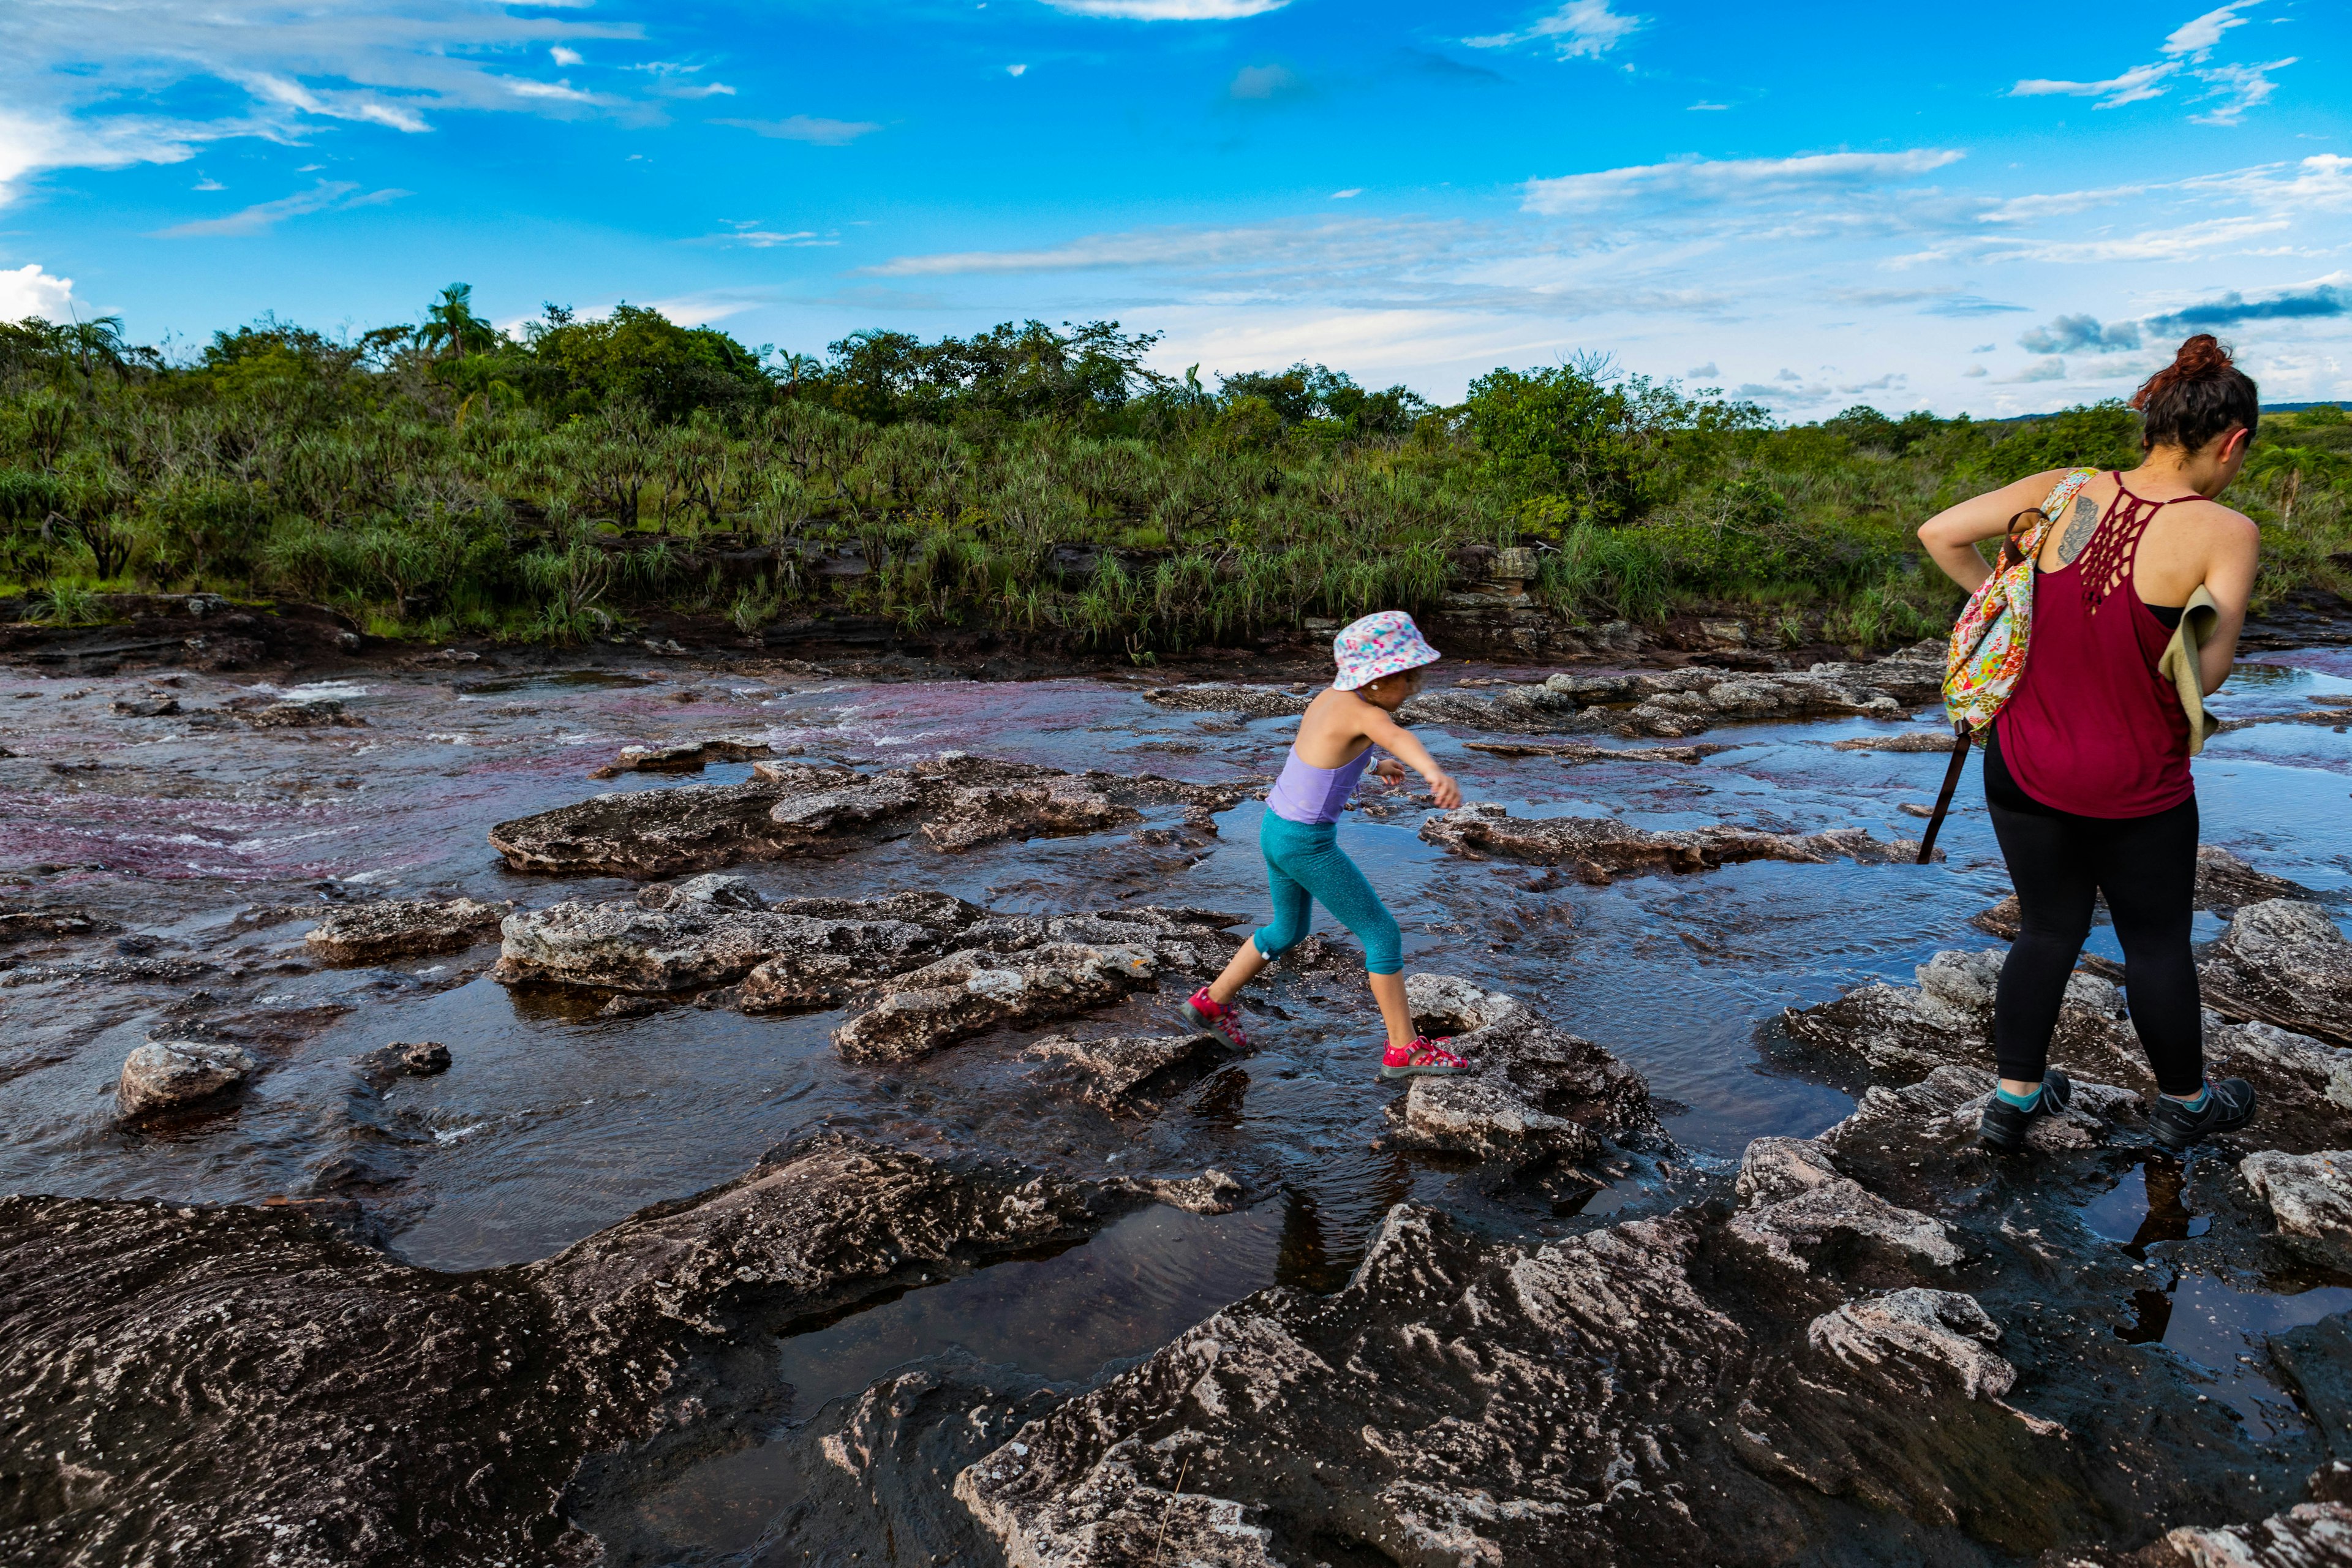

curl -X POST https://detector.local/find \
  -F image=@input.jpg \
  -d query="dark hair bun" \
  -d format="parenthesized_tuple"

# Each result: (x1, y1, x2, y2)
(2132, 333, 2258, 451)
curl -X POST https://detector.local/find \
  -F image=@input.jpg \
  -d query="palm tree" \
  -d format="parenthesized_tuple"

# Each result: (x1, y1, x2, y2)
(62, 314, 128, 378)
(421, 283, 498, 361)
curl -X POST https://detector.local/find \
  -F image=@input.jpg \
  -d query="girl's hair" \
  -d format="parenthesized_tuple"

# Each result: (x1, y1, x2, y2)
(2132, 334, 2258, 453)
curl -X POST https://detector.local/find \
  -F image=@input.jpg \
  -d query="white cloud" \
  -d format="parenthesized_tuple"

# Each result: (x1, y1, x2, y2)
(1466, 0, 1642, 60)
(549, 45, 583, 67)
(714, 115, 881, 146)
(1687, 100, 1730, 111)
(151, 179, 407, 237)
(0, 261, 76, 322)
(1962, 364, 1989, 378)
(2190, 58, 2294, 126)
(2163, 1, 2259, 59)
(2010, 62, 2177, 108)
(701, 221, 834, 249)
(1521, 148, 1963, 216)
(1331, 187, 1362, 199)
(1035, 0, 1289, 17)
(1006, 63, 1028, 76)
(2003, 356, 2071, 383)
(192, 175, 224, 190)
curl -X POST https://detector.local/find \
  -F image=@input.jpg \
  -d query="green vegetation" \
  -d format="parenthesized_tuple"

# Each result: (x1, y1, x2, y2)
(0, 294, 2343, 656)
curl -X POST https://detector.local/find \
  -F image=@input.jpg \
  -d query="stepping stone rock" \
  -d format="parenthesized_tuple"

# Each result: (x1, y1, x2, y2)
(305, 898, 507, 963)
(2200, 900, 2352, 1049)
(118, 1040, 255, 1119)
(352, 1041, 451, 1082)
(1732, 1136, 1960, 1277)
(1023, 1031, 1242, 1115)
(1423, 802, 1928, 883)
(588, 737, 775, 779)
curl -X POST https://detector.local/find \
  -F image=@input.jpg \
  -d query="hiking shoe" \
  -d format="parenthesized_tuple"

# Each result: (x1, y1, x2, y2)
(2148, 1077, 2256, 1151)
(1977, 1068, 2075, 1153)
(1176, 987, 1250, 1050)
(1379, 1037, 1468, 1080)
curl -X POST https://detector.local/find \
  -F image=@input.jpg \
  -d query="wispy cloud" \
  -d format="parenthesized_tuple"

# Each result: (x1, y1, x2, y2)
(151, 179, 405, 238)
(697, 219, 835, 249)
(2163, 1, 2260, 59)
(2018, 313, 2143, 353)
(1521, 148, 1963, 216)
(1330, 187, 1362, 199)
(714, 115, 881, 146)
(549, 46, 582, 67)
(1466, 0, 1642, 59)
(2010, 62, 2178, 108)
(2006, 1, 2291, 123)
(2190, 58, 2295, 125)
(1229, 64, 1302, 100)
(1035, 0, 1289, 17)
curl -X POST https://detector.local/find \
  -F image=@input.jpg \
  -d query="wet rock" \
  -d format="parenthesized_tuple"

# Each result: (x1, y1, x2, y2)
(587, 736, 775, 779)
(109, 695, 179, 717)
(1140, 683, 1314, 719)
(835, 943, 1162, 1065)
(2199, 900, 2352, 1048)
(921, 780, 1137, 851)
(116, 1039, 256, 1119)
(242, 698, 364, 728)
(0, 905, 116, 943)
(1384, 973, 1664, 1172)
(1421, 801, 1929, 883)
(496, 875, 974, 998)
(2241, 1151, 2352, 1272)
(957, 1196, 2065, 1568)
(1732, 1136, 1960, 1278)
(1023, 1031, 1242, 1115)
(1830, 729, 1960, 752)
(1107, 1168, 1246, 1215)
(2126, 1500, 2352, 1567)
(304, 897, 507, 962)
(494, 756, 1245, 878)
(352, 1040, 451, 1083)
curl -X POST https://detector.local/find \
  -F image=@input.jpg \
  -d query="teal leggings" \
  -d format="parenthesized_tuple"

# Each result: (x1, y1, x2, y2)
(1253, 812, 1403, 975)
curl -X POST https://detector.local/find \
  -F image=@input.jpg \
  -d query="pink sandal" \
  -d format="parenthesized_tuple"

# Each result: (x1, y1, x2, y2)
(1177, 987, 1250, 1050)
(1379, 1036, 1468, 1079)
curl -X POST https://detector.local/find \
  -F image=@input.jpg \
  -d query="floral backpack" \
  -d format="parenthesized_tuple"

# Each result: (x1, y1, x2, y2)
(1913, 467, 2100, 862)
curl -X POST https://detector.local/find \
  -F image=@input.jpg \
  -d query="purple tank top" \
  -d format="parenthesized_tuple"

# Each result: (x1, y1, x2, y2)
(1265, 746, 1373, 824)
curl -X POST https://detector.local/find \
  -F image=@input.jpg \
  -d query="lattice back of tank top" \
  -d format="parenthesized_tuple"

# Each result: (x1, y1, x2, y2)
(2078, 487, 2180, 616)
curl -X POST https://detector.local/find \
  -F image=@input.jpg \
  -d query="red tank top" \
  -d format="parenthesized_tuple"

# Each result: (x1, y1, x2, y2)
(1994, 475, 2195, 820)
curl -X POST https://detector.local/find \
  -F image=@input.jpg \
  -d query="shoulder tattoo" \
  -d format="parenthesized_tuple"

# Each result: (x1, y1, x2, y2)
(2054, 493, 2098, 565)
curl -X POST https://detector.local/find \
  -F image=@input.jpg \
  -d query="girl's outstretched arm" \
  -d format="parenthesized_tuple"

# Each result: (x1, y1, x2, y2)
(1355, 701, 1461, 809)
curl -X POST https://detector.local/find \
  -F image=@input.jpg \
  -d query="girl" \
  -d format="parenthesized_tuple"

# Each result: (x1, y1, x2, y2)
(1918, 334, 2262, 1153)
(1178, 610, 1471, 1079)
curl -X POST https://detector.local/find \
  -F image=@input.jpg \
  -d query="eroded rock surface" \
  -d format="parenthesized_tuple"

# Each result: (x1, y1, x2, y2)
(832, 908, 1235, 1064)
(495, 875, 977, 998)
(1462, 737, 1732, 764)
(305, 897, 507, 963)
(1383, 972, 1664, 1175)
(1023, 1031, 1243, 1116)
(116, 1039, 255, 1119)
(352, 1040, 451, 1083)
(1421, 801, 1926, 882)
(1731, 1136, 1959, 1278)
(2201, 900, 2352, 1049)
(0, 1136, 1212, 1568)
(587, 737, 775, 779)
(2242, 1150, 2352, 1273)
(491, 755, 1246, 877)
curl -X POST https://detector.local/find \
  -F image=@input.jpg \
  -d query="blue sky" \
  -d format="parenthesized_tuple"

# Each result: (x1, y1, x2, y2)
(3, 0, 2348, 415)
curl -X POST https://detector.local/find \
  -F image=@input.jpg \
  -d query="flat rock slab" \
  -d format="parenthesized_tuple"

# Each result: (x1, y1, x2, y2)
(116, 1039, 255, 1119)
(496, 875, 976, 998)
(1421, 801, 1926, 883)
(1461, 739, 1732, 764)
(587, 737, 775, 778)
(0, 906, 117, 943)
(2200, 900, 2352, 1048)
(305, 897, 508, 963)
(2242, 1150, 2352, 1273)
(491, 756, 1248, 877)
(1023, 1031, 1242, 1115)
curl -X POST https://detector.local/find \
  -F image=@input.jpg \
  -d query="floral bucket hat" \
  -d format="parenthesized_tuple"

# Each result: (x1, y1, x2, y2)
(1332, 610, 1441, 692)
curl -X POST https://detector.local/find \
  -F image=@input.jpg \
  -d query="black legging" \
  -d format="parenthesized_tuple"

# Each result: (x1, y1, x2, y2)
(1984, 730, 2204, 1095)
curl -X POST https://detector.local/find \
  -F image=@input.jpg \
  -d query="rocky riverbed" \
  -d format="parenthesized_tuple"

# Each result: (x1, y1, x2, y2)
(2, 641, 2350, 1566)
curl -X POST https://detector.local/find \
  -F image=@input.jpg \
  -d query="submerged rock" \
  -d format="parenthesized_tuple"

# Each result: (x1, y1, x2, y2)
(2199, 900, 2352, 1048)
(496, 875, 976, 998)
(117, 1039, 256, 1119)
(1461, 738, 1732, 763)
(1023, 1031, 1243, 1115)
(352, 1040, 451, 1082)
(243, 698, 364, 728)
(1420, 801, 1927, 883)
(1384, 972, 1663, 1173)
(0, 905, 116, 943)
(587, 737, 776, 779)
(491, 755, 1246, 877)
(304, 897, 507, 962)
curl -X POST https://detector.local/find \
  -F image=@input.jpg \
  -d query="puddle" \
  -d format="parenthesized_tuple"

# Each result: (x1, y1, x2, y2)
(2117, 1273, 2352, 1438)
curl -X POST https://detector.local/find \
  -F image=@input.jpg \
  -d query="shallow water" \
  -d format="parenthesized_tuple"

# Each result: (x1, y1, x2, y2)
(3, 649, 2349, 1557)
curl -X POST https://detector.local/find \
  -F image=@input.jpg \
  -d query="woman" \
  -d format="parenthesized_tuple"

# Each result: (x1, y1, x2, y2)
(1918, 334, 2261, 1153)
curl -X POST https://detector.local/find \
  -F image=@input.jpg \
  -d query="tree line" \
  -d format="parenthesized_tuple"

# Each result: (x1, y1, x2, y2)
(0, 287, 2342, 655)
